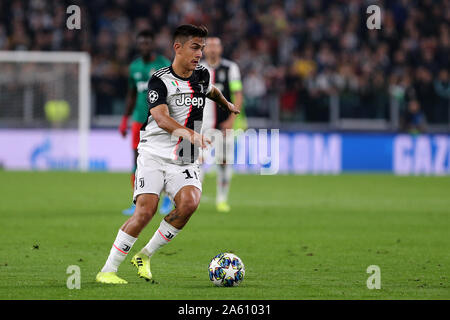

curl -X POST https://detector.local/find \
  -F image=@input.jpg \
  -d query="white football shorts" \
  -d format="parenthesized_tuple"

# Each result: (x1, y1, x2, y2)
(133, 153, 202, 204)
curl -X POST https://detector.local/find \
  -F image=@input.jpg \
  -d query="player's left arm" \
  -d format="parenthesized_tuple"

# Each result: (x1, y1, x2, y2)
(219, 91, 242, 130)
(206, 86, 240, 115)
(220, 63, 243, 129)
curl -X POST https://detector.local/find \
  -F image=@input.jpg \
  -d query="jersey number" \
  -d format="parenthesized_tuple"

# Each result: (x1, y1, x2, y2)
(182, 169, 198, 180)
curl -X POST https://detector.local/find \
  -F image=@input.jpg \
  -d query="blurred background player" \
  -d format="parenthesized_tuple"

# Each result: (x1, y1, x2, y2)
(118, 29, 173, 216)
(201, 36, 245, 212)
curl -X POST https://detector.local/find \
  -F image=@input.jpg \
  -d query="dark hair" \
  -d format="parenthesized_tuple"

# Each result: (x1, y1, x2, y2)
(173, 24, 208, 43)
(137, 29, 154, 40)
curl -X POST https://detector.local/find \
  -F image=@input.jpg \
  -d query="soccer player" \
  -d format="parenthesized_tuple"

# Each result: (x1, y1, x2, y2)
(96, 25, 240, 284)
(201, 36, 245, 212)
(119, 29, 173, 216)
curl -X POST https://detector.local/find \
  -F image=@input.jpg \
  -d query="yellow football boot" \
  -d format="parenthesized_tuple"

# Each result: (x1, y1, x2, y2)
(95, 272, 128, 284)
(131, 253, 152, 281)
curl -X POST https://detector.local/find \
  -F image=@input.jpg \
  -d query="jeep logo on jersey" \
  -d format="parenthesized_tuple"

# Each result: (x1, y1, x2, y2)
(175, 94, 204, 108)
(148, 90, 159, 103)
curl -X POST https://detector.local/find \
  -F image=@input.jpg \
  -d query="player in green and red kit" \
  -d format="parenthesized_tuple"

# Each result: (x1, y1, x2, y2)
(119, 30, 172, 215)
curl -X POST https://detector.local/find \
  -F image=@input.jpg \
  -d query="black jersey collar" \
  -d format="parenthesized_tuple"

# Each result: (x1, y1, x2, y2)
(169, 65, 194, 81)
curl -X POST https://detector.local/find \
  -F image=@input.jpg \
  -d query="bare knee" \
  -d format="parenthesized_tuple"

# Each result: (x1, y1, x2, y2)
(132, 211, 152, 227)
(165, 186, 201, 229)
(136, 205, 155, 221)
(132, 194, 158, 225)
(136, 197, 156, 213)
(121, 194, 159, 237)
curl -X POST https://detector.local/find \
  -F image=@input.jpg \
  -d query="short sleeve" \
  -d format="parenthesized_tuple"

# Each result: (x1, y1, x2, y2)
(147, 76, 168, 109)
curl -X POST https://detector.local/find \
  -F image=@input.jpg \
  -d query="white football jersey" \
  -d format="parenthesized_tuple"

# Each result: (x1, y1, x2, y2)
(138, 65, 213, 164)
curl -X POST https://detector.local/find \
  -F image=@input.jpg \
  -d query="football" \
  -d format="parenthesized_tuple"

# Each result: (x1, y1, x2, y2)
(208, 253, 245, 287)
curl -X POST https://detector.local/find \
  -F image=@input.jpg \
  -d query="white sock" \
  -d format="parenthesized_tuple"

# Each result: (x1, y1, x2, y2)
(217, 164, 232, 203)
(101, 229, 137, 273)
(140, 219, 181, 257)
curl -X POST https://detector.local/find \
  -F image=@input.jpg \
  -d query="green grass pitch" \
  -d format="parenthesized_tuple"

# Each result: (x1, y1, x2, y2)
(0, 171, 448, 300)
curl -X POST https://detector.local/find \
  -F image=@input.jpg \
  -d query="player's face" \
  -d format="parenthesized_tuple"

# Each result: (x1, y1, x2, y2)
(137, 36, 153, 57)
(177, 37, 206, 71)
(204, 37, 222, 61)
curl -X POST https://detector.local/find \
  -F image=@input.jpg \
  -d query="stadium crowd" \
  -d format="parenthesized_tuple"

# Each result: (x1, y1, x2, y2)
(0, 0, 449, 130)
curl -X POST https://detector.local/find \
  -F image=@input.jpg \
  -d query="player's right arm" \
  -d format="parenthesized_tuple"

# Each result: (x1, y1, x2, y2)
(119, 66, 138, 137)
(147, 76, 210, 148)
(150, 104, 210, 148)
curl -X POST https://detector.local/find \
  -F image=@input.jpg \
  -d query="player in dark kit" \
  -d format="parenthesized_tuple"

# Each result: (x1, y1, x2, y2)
(201, 36, 246, 212)
(96, 25, 240, 284)
(118, 29, 173, 216)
